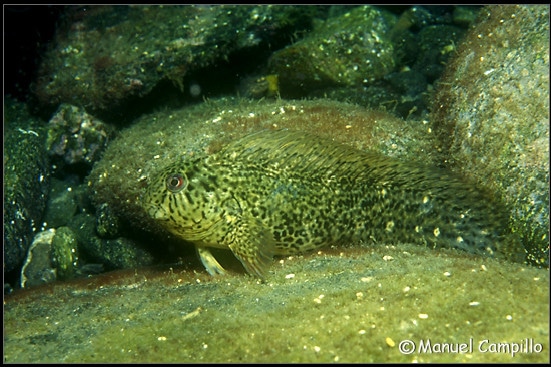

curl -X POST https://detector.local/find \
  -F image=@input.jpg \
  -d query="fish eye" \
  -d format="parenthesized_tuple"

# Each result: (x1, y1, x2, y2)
(166, 173, 188, 193)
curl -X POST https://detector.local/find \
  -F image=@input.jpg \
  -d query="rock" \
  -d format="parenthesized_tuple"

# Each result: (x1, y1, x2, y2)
(20, 229, 57, 288)
(431, 5, 549, 266)
(45, 104, 115, 172)
(267, 6, 476, 119)
(42, 177, 80, 228)
(4, 97, 50, 277)
(51, 226, 80, 280)
(101, 238, 155, 270)
(33, 5, 319, 120)
(20, 227, 81, 288)
(95, 203, 122, 239)
(5, 243, 549, 362)
(69, 213, 154, 270)
(268, 6, 397, 98)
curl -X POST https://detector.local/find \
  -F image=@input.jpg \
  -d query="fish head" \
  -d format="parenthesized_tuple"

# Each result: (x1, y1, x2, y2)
(142, 156, 229, 242)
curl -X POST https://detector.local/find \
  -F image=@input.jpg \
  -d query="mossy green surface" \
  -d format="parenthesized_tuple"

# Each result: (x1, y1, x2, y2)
(51, 226, 79, 280)
(4, 244, 549, 363)
(268, 6, 396, 98)
(431, 5, 549, 266)
(34, 5, 318, 117)
(68, 213, 154, 270)
(42, 178, 79, 228)
(4, 97, 50, 274)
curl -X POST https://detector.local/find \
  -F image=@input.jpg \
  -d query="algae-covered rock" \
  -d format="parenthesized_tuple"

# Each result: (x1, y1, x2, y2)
(4, 97, 50, 275)
(51, 226, 80, 280)
(46, 104, 115, 170)
(20, 226, 80, 287)
(268, 6, 397, 98)
(431, 5, 550, 266)
(69, 213, 154, 270)
(42, 177, 80, 228)
(4, 243, 549, 362)
(266, 6, 478, 120)
(87, 98, 438, 238)
(34, 5, 319, 118)
(20, 229, 57, 288)
(95, 203, 122, 239)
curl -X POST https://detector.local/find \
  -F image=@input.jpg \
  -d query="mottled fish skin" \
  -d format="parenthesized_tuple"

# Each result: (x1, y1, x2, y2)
(143, 129, 524, 278)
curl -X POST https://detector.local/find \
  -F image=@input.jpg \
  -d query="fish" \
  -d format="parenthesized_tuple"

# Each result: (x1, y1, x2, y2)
(143, 129, 524, 278)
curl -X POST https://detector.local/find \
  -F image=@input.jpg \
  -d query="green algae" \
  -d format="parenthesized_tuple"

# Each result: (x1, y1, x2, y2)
(268, 6, 397, 98)
(4, 97, 50, 274)
(51, 226, 80, 280)
(431, 5, 550, 266)
(34, 5, 319, 118)
(68, 213, 154, 270)
(4, 244, 549, 363)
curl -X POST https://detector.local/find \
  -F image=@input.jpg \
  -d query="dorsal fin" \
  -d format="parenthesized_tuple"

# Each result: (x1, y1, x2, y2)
(219, 129, 389, 181)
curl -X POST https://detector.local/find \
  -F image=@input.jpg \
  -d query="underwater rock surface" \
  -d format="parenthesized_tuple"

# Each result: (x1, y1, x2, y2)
(20, 226, 80, 288)
(268, 6, 397, 97)
(4, 98, 50, 274)
(4, 243, 549, 363)
(46, 104, 114, 170)
(33, 5, 318, 118)
(267, 6, 477, 119)
(431, 5, 550, 266)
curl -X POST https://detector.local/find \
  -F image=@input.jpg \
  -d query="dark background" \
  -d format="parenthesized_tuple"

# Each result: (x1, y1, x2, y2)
(4, 5, 65, 102)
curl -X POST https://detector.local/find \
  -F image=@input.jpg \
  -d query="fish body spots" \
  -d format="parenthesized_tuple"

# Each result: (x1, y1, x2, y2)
(143, 129, 522, 277)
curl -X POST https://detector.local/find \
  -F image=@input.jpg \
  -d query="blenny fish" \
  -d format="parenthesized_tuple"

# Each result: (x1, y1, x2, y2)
(143, 129, 523, 278)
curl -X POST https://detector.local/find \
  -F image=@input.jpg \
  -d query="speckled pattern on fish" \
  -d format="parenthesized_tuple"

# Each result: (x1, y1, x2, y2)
(143, 129, 524, 278)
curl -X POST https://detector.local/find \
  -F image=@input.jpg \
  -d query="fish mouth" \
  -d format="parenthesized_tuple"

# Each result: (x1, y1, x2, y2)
(145, 204, 220, 238)
(146, 204, 169, 221)
(173, 217, 225, 242)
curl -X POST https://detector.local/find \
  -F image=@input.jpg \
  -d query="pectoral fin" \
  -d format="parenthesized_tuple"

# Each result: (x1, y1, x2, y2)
(196, 246, 227, 276)
(227, 218, 275, 279)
